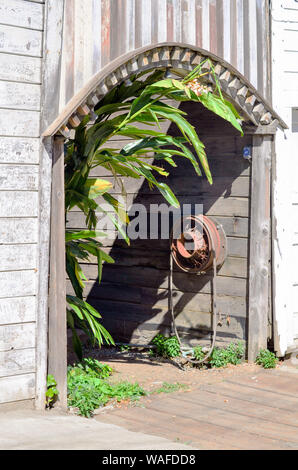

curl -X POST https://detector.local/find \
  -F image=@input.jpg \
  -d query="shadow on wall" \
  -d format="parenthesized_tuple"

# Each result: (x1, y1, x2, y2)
(83, 103, 251, 348)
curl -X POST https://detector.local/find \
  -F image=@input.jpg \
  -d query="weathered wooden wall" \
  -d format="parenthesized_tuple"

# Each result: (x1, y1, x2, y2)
(0, 0, 45, 404)
(271, 0, 298, 355)
(59, 0, 271, 109)
(67, 102, 252, 347)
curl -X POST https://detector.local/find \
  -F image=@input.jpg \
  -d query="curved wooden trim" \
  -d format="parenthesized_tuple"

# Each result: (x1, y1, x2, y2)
(42, 42, 287, 137)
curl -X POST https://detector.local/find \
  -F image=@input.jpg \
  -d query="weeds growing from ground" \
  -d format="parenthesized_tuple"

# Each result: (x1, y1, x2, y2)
(67, 358, 145, 417)
(151, 334, 181, 358)
(192, 345, 205, 361)
(72, 357, 113, 378)
(209, 341, 245, 368)
(67, 358, 192, 417)
(151, 334, 245, 368)
(255, 349, 278, 369)
(46, 374, 59, 407)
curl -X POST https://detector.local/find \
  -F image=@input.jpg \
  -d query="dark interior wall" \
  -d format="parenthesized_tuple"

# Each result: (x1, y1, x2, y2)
(66, 102, 252, 348)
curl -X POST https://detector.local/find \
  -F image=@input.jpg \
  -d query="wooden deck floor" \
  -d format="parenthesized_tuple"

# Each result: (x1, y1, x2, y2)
(96, 366, 298, 450)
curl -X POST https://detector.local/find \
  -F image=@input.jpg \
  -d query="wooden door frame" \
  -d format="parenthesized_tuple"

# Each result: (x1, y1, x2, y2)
(47, 136, 67, 409)
(247, 131, 274, 360)
(45, 127, 277, 413)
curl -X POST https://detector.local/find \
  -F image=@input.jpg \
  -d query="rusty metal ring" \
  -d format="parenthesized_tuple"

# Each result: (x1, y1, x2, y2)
(170, 215, 227, 274)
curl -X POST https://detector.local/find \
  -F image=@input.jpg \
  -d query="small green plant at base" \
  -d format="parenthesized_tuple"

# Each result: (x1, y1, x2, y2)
(255, 349, 278, 369)
(70, 357, 113, 379)
(193, 345, 205, 361)
(46, 374, 59, 407)
(209, 341, 244, 368)
(152, 334, 181, 358)
(153, 382, 188, 394)
(67, 358, 146, 417)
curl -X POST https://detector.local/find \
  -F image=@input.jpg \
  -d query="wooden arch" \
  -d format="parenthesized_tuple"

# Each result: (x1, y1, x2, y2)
(43, 42, 287, 137)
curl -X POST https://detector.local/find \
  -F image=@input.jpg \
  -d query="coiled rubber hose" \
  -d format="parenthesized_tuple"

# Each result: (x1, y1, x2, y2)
(169, 248, 218, 365)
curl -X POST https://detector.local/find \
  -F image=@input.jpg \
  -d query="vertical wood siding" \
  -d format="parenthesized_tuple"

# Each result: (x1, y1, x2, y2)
(0, 0, 45, 403)
(272, 0, 298, 354)
(59, 0, 271, 110)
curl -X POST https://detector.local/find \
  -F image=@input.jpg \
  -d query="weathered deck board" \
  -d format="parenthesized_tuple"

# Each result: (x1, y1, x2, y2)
(226, 373, 298, 398)
(149, 394, 297, 444)
(199, 380, 298, 412)
(97, 368, 298, 450)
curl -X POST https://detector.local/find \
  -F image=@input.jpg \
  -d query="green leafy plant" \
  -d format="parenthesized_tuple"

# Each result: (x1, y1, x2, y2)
(69, 357, 113, 378)
(67, 295, 114, 360)
(65, 61, 242, 356)
(209, 341, 244, 368)
(152, 334, 181, 358)
(255, 349, 278, 369)
(193, 345, 205, 361)
(46, 374, 59, 407)
(67, 359, 146, 417)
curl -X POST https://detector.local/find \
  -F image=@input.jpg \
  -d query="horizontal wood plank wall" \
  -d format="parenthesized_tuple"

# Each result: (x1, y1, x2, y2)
(59, 0, 270, 109)
(67, 103, 252, 348)
(0, 0, 44, 403)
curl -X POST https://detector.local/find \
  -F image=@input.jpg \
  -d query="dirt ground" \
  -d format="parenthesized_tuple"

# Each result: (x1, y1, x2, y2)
(80, 346, 268, 394)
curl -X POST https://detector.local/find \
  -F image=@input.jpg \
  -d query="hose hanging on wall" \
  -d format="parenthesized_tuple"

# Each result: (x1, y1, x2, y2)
(169, 215, 227, 364)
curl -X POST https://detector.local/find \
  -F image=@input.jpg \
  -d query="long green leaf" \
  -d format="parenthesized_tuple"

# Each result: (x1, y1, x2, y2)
(82, 178, 113, 199)
(66, 230, 107, 242)
(96, 205, 130, 245)
(197, 92, 243, 135)
(150, 107, 212, 183)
